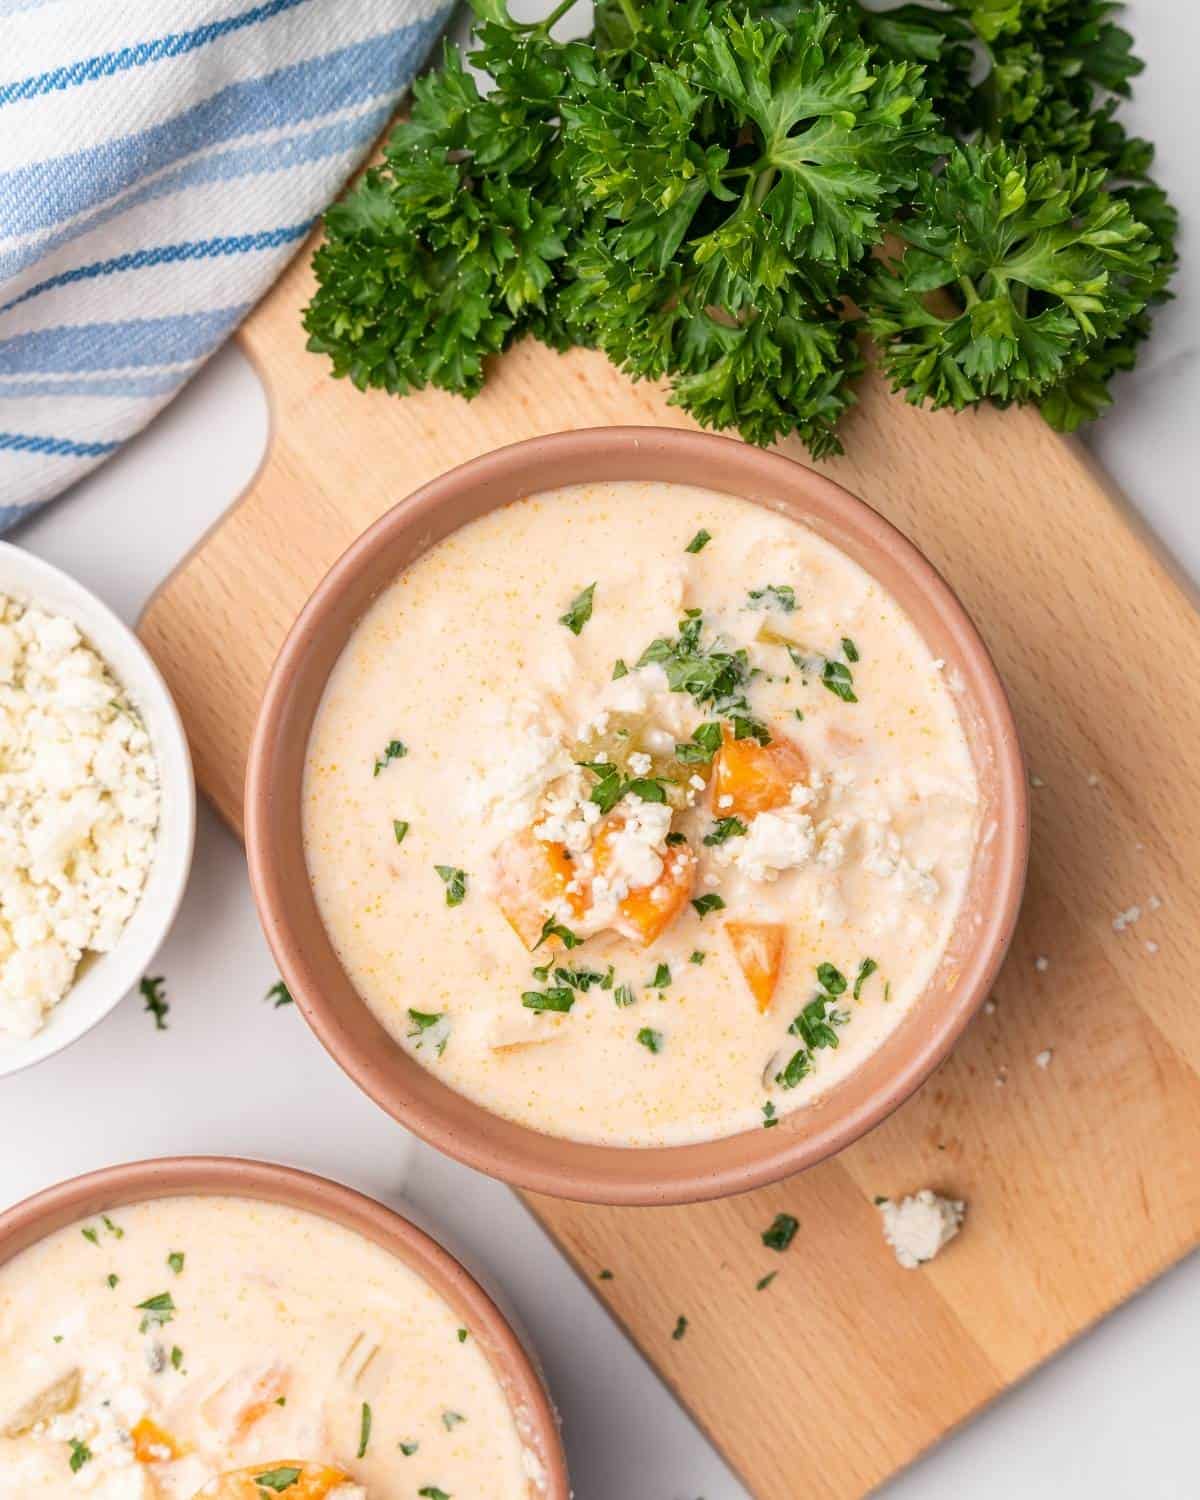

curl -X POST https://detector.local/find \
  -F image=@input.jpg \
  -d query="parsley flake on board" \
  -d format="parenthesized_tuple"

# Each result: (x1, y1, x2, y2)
(756, 1271, 778, 1292)
(762, 1212, 799, 1252)
(691, 893, 725, 918)
(68, 1438, 92, 1472)
(135, 1292, 175, 1333)
(637, 1027, 664, 1054)
(685, 529, 712, 554)
(559, 582, 596, 635)
(140, 975, 168, 1030)
(435, 865, 467, 906)
(265, 980, 293, 1008)
(254, 1471, 302, 1494)
(672, 1315, 688, 1341)
(597, 1268, 614, 1280)
(357, 1401, 372, 1458)
(372, 739, 407, 776)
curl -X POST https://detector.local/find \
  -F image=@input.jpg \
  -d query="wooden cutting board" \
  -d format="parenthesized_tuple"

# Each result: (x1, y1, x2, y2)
(139, 237, 1200, 1500)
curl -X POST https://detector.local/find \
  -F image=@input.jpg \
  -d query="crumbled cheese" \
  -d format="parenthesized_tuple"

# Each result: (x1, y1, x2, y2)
(1034, 1048, 1053, 1069)
(720, 807, 815, 883)
(861, 824, 939, 902)
(984, 999, 997, 1015)
(1145, 940, 1159, 956)
(877, 1190, 964, 1269)
(1112, 905, 1141, 933)
(594, 801, 672, 895)
(462, 720, 570, 835)
(533, 767, 602, 854)
(627, 751, 652, 776)
(1034, 955, 1049, 972)
(0, 596, 160, 1039)
(1030, 772, 1045, 788)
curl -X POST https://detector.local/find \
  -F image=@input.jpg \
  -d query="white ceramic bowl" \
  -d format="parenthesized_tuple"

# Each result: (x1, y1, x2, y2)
(0, 543, 195, 1078)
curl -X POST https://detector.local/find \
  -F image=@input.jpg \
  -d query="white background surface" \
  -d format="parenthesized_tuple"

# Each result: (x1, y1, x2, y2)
(3, 3, 1199, 1496)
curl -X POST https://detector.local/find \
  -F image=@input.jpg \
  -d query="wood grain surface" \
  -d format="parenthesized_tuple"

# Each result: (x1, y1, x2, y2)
(140, 236, 1200, 1500)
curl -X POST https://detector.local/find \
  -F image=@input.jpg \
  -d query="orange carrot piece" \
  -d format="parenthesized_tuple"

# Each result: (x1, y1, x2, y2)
(132, 1416, 183, 1463)
(492, 826, 585, 949)
(194, 1463, 350, 1500)
(711, 725, 808, 818)
(592, 823, 697, 947)
(199, 1363, 290, 1444)
(725, 921, 786, 1012)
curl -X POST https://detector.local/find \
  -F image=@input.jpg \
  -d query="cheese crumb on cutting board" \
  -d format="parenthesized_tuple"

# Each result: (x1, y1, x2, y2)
(0, 595, 159, 1039)
(877, 1189, 965, 1269)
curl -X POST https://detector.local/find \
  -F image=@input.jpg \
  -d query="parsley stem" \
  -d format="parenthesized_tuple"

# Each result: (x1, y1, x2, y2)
(957, 275, 981, 309)
(533, 0, 583, 30)
(615, 0, 642, 34)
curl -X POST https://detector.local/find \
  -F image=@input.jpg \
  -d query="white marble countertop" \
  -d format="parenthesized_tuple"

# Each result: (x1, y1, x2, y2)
(2, 3, 1197, 1495)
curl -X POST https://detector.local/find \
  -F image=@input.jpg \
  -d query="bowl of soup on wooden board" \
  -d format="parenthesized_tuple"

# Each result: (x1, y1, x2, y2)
(246, 428, 1028, 1205)
(0, 1157, 567, 1499)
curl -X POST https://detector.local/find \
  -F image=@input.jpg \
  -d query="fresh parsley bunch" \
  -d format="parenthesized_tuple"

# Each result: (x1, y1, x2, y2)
(303, 0, 1176, 456)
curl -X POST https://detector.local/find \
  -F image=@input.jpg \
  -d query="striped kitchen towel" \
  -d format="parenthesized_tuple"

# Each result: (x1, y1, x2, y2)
(0, 0, 451, 527)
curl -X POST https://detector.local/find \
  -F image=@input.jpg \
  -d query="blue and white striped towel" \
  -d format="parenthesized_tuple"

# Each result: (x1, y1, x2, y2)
(0, 0, 451, 527)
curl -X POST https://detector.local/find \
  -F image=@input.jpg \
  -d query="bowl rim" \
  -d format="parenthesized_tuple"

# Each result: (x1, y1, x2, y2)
(0, 541, 196, 1080)
(246, 426, 1029, 1205)
(0, 1154, 569, 1498)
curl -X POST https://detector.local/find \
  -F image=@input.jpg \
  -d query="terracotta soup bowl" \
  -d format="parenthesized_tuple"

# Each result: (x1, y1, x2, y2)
(0, 1156, 568, 1497)
(246, 427, 1028, 1205)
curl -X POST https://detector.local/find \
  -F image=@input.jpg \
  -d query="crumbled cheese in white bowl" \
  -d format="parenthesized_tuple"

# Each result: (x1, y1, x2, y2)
(0, 544, 194, 1078)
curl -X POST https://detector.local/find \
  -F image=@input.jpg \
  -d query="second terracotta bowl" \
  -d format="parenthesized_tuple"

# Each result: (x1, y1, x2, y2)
(246, 427, 1028, 1206)
(0, 1157, 568, 1497)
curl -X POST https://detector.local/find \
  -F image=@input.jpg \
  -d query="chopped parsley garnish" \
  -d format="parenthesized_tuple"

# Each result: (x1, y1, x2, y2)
(373, 739, 407, 775)
(81, 1227, 98, 1246)
(793, 709, 804, 721)
(665, 830, 688, 845)
(703, 816, 747, 846)
(522, 987, 575, 1013)
(534, 912, 582, 948)
(357, 1401, 372, 1458)
(393, 819, 410, 844)
(407, 1008, 449, 1055)
(597, 1269, 614, 1280)
(636, 1027, 664, 1054)
(554, 965, 610, 992)
(106, 1274, 119, 1289)
(690, 950, 705, 965)
(254, 1471, 302, 1494)
(853, 957, 878, 1000)
(613, 983, 635, 1008)
(671, 1314, 688, 1340)
(756, 1272, 778, 1291)
(418, 1489, 451, 1500)
(675, 720, 723, 764)
(789, 996, 848, 1052)
(747, 584, 796, 613)
(166, 1251, 184, 1275)
(534, 916, 581, 950)
(170, 1345, 183, 1370)
(649, 962, 670, 989)
(761, 1101, 778, 1129)
(685, 529, 712, 554)
(578, 759, 670, 814)
(691, 893, 725, 918)
(816, 963, 847, 996)
(102, 1215, 123, 1239)
(612, 658, 628, 680)
(638, 614, 751, 715)
(842, 637, 860, 663)
(559, 582, 596, 635)
(266, 979, 293, 1007)
(762, 1212, 800, 1252)
(135, 1292, 175, 1333)
(456, 1327, 468, 1343)
(822, 658, 858, 703)
(774, 1048, 812, 1090)
(399, 1440, 419, 1456)
(140, 974, 169, 1030)
(68, 1438, 92, 1472)
(435, 865, 467, 906)
(442, 1410, 466, 1430)
(731, 712, 771, 744)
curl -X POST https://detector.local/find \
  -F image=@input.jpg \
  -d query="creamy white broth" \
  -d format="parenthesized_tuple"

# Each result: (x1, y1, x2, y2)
(0, 1196, 534, 1498)
(304, 481, 979, 1147)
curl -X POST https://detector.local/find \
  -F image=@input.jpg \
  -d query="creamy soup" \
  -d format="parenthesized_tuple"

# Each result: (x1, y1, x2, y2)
(304, 481, 980, 1147)
(0, 1197, 536, 1498)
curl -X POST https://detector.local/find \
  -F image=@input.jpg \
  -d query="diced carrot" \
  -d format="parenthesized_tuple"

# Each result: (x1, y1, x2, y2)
(492, 826, 586, 949)
(592, 822, 697, 947)
(199, 1363, 289, 1443)
(196, 1463, 351, 1500)
(711, 725, 808, 818)
(725, 921, 786, 1012)
(132, 1416, 183, 1463)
